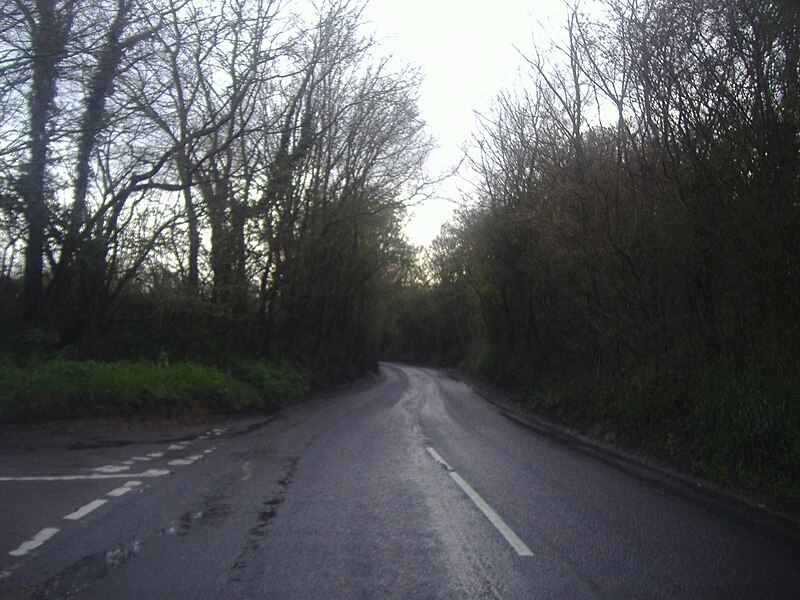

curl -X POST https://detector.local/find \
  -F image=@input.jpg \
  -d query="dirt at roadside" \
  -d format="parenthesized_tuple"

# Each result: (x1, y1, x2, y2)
(0, 369, 383, 453)
(0, 413, 274, 452)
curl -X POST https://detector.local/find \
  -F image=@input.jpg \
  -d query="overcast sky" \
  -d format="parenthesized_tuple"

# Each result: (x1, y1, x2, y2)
(360, 0, 570, 246)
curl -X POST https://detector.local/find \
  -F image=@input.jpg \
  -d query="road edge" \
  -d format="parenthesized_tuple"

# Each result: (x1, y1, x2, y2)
(443, 367, 800, 532)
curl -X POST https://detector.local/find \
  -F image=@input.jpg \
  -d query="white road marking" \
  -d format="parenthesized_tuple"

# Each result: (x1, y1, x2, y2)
(0, 469, 170, 482)
(107, 480, 142, 497)
(131, 456, 151, 461)
(186, 454, 203, 461)
(167, 444, 183, 450)
(121, 460, 135, 465)
(449, 473, 533, 556)
(64, 499, 107, 521)
(168, 458, 194, 466)
(426, 447, 453, 471)
(8, 527, 60, 557)
(427, 446, 533, 557)
(146, 452, 164, 458)
(94, 465, 130, 473)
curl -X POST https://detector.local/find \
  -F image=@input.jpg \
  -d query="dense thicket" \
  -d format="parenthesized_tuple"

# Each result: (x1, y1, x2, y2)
(0, 0, 428, 376)
(387, 0, 800, 495)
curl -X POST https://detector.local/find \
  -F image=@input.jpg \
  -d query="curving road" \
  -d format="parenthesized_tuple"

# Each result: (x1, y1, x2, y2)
(1, 364, 799, 598)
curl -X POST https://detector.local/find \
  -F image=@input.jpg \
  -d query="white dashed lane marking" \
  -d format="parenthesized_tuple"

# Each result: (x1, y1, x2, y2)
(426, 446, 533, 557)
(3, 434, 223, 561)
(107, 480, 142, 497)
(8, 528, 60, 557)
(64, 499, 107, 521)
(94, 465, 131, 473)
(426, 447, 453, 470)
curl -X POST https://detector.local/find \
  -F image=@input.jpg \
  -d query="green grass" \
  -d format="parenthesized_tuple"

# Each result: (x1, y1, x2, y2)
(0, 358, 309, 422)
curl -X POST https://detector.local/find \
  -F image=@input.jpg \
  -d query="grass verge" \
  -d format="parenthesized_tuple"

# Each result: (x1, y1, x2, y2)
(0, 358, 309, 422)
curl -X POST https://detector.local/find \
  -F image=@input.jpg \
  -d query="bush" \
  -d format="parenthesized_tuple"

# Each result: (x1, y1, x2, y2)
(233, 359, 310, 403)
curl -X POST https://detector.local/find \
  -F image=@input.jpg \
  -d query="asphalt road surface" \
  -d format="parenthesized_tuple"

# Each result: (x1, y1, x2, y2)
(1, 364, 799, 599)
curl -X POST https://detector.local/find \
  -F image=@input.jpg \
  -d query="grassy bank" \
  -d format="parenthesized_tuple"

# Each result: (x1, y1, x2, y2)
(0, 358, 309, 423)
(463, 355, 800, 505)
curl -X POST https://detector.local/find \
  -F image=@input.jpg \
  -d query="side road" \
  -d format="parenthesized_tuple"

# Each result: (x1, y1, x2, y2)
(445, 368, 800, 529)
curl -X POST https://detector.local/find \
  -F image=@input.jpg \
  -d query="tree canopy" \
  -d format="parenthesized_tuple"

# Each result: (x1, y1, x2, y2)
(0, 0, 431, 375)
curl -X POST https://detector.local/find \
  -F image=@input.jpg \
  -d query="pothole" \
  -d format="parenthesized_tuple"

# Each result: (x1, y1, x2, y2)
(29, 541, 141, 599)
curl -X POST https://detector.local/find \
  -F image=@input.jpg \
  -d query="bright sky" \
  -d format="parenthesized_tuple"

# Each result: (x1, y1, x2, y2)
(361, 0, 570, 246)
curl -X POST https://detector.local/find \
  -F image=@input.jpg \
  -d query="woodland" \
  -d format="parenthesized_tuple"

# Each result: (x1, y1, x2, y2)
(385, 0, 800, 498)
(0, 0, 427, 375)
(0, 0, 798, 498)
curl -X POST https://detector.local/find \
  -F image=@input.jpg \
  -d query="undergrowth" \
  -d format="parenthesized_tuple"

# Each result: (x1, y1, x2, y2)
(463, 351, 800, 504)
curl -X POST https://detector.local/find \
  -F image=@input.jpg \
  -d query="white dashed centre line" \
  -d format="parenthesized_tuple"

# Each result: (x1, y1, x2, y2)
(8, 528, 59, 557)
(449, 471, 533, 556)
(426, 446, 533, 557)
(64, 499, 107, 521)
(426, 447, 453, 470)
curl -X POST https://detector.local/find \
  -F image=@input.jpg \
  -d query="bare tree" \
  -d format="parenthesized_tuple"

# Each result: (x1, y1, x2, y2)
(1, 0, 76, 322)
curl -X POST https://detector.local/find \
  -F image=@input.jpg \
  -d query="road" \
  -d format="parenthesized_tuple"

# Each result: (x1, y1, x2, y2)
(1, 363, 799, 599)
